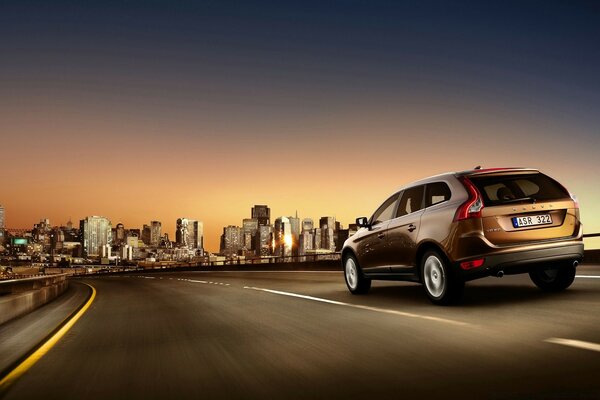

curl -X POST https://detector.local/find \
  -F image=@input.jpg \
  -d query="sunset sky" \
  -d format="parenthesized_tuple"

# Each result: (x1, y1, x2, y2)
(1, 1, 599, 251)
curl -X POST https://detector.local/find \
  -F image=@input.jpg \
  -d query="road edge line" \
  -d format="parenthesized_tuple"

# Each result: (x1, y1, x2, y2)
(544, 337, 600, 353)
(0, 282, 96, 397)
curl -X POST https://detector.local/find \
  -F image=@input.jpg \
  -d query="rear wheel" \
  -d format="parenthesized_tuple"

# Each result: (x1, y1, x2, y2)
(421, 250, 464, 305)
(529, 263, 576, 292)
(344, 254, 371, 294)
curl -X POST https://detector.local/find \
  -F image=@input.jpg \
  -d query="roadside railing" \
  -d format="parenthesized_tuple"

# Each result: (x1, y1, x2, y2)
(0, 274, 68, 295)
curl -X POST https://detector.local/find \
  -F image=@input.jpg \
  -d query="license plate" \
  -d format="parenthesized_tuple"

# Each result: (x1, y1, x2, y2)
(512, 214, 553, 228)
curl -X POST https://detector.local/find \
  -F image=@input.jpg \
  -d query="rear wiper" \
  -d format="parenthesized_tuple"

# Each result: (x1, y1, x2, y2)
(501, 197, 536, 204)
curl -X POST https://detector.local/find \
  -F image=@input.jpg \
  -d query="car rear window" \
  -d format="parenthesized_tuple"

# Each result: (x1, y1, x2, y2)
(468, 173, 570, 206)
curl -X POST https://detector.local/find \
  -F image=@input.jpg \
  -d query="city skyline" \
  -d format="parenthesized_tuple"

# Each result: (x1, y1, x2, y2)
(1, 1, 599, 251)
(0, 204, 351, 253)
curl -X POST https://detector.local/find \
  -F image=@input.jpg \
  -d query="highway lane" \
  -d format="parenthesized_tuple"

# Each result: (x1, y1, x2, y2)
(3, 266, 600, 399)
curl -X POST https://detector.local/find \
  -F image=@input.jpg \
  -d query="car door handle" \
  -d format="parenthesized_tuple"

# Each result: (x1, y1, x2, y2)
(408, 224, 417, 232)
(377, 233, 385, 239)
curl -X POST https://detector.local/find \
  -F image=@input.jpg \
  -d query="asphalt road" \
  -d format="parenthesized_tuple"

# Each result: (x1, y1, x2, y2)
(3, 266, 600, 399)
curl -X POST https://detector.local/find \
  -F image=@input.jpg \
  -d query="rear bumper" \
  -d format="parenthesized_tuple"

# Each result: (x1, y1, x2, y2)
(456, 241, 584, 281)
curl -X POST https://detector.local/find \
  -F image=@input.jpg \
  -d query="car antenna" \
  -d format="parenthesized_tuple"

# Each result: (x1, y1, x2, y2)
(474, 165, 482, 170)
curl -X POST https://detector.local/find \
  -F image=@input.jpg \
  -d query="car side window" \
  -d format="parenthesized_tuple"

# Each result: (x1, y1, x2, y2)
(425, 182, 451, 207)
(396, 185, 425, 217)
(371, 193, 400, 225)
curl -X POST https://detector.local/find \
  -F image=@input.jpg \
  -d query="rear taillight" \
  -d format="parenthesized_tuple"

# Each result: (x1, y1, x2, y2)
(460, 258, 485, 270)
(454, 176, 484, 221)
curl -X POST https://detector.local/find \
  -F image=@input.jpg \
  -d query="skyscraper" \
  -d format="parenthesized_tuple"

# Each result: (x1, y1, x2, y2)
(80, 216, 112, 258)
(302, 218, 314, 232)
(256, 225, 273, 256)
(319, 216, 336, 230)
(220, 225, 243, 256)
(0, 204, 5, 244)
(273, 216, 292, 257)
(251, 205, 270, 226)
(288, 213, 300, 256)
(115, 223, 126, 245)
(176, 218, 203, 252)
(150, 221, 162, 247)
(242, 218, 259, 250)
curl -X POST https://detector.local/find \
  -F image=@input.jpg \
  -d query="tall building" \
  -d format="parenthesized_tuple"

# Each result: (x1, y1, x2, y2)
(80, 216, 112, 258)
(220, 225, 243, 256)
(273, 217, 292, 257)
(319, 216, 336, 230)
(319, 217, 337, 251)
(302, 218, 314, 232)
(115, 223, 126, 245)
(0, 204, 5, 244)
(242, 218, 259, 250)
(256, 225, 273, 256)
(288, 213, 300, 256)
(150, 221, 162, 247)
(251, 205, 270, 226)
(299, 230, 314, 256)
(176, 218, 203, 252)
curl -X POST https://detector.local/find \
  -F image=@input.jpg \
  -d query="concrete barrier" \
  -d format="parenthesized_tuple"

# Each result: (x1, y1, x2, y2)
(0, 274, 69, 326)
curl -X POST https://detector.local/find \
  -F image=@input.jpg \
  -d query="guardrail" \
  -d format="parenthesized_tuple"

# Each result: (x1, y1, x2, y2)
(0, 274, 69, 326)
(0, 274, 68, 295)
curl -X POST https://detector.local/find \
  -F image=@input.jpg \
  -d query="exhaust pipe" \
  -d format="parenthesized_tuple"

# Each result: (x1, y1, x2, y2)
(496, 270, 504, 278)
(573, 261, 579, 268)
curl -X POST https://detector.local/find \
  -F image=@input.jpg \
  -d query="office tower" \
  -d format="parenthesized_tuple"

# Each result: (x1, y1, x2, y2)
(242, 218, 259, 250)
(288, 213, 300, 256)
(273, 217, 292, 257)
(313, 228, 322, 250)
(299, 230, 314, 256)
(142, 225, 151, 245)
(256, 225, 273, 256)
(0, 204, 5, 244)
(319, 217, 337, 251)
(319, 216, 336, 230)
(115, 223, 126, 245)
(220, 225, 243, 255)
(80, 216, 112, 258)
(251, 205, 270, 226)
(322, 227, 335, 251)
(150, 221, 162, 247)
(176, 218, 203, 252)
(302, 218, 314, 232)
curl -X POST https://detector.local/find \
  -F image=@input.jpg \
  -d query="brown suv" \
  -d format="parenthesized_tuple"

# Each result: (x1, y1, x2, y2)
(342, 168, 583, 304)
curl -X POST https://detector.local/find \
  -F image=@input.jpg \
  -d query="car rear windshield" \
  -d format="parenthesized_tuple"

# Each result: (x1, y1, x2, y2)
(468, 173, 570, 206)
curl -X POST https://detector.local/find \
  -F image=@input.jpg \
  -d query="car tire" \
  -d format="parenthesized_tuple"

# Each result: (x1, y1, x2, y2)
(421, 250, 464, 305)
(344, 254, 371, 295)
(529, 262, 576, 292)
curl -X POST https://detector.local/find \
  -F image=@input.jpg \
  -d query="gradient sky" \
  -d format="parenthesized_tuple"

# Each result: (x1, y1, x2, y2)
(1, 1, 599, 251)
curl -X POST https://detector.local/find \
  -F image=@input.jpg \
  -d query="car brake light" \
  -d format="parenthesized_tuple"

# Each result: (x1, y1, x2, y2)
(454, 177, 484, 221)
(460, 258, 485, 270)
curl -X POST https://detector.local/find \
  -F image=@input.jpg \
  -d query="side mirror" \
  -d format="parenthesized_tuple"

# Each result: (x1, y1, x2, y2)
(356, 217, 370, 228)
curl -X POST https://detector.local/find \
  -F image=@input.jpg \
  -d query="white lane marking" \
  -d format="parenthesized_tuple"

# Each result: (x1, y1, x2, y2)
(244, 286, 471, 327)
(575, 275, 600, 279)
(184, 279, 230, 286)
(545, 338, 600, 353)
(190, 270, 340, 274)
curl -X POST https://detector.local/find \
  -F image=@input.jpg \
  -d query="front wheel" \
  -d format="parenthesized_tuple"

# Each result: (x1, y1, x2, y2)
(344, 255, 371, 294)
(529, 263, 576, 292)
(421, 250, 464, 305)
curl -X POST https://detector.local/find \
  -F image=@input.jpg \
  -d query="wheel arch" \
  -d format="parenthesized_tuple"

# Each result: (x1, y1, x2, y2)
(415, 241, 453, 283)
